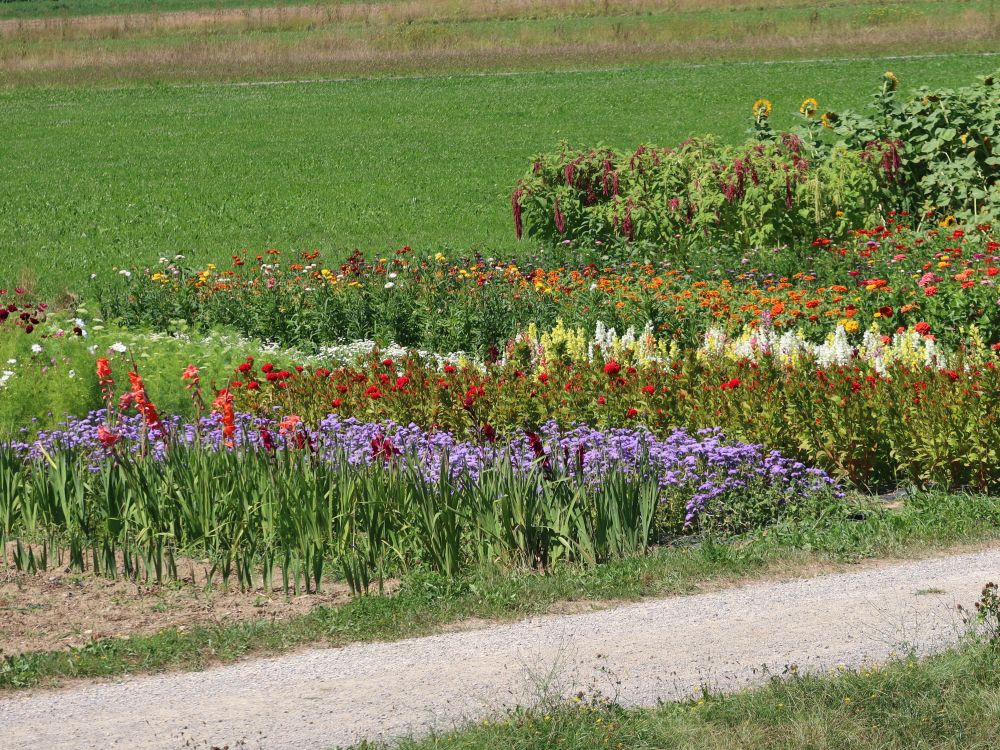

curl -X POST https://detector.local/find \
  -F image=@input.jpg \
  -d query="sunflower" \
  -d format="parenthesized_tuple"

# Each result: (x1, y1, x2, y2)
(939, 215, 957, 227)
(883, 71, 899, 91)
(752, 98, 772, 120)
(821, 111, 839, 129)
(799, 98, 819, 118)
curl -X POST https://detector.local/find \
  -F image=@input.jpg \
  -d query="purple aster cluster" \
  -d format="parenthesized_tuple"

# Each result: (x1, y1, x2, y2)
(6, 411, 840, 527)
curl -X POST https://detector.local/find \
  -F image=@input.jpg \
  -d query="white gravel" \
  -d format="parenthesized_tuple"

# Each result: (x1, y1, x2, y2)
(1, 548, 998, 750)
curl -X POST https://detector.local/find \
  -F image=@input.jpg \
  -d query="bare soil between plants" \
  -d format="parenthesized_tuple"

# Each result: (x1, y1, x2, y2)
(0, 543, 364, 657)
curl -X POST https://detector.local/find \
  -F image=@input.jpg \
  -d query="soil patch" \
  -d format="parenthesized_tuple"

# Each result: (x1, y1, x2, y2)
(0, 543, 363, 656)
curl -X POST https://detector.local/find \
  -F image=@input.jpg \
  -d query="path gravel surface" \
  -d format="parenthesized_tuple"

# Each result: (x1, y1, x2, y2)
(2, 548, 998, 750)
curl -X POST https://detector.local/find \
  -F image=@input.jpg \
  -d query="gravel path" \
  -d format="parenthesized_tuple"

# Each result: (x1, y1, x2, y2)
(2, 548, 998, 750)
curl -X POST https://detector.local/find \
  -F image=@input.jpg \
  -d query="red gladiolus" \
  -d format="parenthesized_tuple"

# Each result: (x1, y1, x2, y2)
(211, 388, 236, 447)
(371, 434, 399, 462)
(96, 358, 113, 383)
(96, 424, 120, 448)
(128, 370, 163, 436)
(260, 428, 275, 452)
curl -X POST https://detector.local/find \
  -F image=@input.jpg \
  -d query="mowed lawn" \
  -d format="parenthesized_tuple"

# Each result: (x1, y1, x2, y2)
(2, 53, 997, 294)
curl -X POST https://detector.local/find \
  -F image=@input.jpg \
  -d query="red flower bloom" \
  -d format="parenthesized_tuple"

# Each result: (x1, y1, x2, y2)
(625, 407, 638, 418)
(603, 360, 622, 376)
(96, 424, 120, 448)
(96, 358, 112, 382)
(914, 321, 931, 335)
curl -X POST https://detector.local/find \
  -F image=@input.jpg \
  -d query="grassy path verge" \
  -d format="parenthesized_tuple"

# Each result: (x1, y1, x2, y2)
(368, 642, 1000, 750)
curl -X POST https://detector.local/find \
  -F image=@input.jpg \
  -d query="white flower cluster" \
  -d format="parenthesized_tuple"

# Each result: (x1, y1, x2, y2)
(699, 323, 951, 373)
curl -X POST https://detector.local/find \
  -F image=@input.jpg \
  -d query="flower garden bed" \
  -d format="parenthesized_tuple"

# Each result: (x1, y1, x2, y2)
(1, 71, 999, 615)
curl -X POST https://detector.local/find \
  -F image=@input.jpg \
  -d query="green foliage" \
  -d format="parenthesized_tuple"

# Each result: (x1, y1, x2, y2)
(3, 441, 815, 595)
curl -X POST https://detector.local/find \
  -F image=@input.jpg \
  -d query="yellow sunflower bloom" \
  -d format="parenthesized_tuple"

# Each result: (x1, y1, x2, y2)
(752, 98, 772, 120)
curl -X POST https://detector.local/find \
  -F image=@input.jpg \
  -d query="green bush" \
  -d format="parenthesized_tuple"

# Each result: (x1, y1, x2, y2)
(831, 70, 1000, 223)
(512, 134, 896, 250)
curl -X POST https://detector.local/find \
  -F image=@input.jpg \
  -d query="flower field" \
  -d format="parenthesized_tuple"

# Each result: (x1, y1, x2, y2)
(2, 70, 1000, 600)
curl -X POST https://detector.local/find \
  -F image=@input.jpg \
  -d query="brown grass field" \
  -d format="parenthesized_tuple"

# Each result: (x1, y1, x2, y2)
(0, 0, 997, 85)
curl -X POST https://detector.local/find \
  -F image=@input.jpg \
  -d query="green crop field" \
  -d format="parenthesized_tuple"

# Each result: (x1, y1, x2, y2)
(1, 52, 997, 294)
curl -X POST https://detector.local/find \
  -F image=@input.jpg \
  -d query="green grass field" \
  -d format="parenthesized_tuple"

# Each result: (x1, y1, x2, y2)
(2, 53, 998, 295)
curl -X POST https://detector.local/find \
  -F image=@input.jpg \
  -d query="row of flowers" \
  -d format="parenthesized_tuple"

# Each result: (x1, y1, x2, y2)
(91, 222, 1000, 354)
(12, 407, 839, 532)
